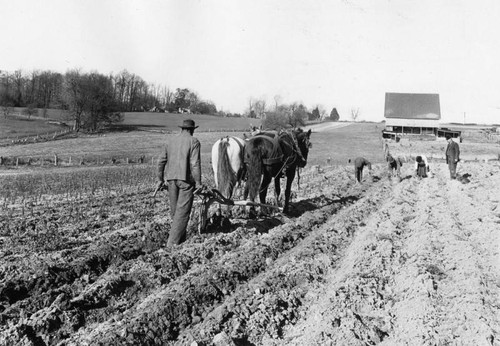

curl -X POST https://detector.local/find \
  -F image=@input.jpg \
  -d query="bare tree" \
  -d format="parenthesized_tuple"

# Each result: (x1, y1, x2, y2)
(63, 69, 87, 131)
(13, 70, 24, 106)
(273, 94, 282, 111)
(351, 107, 360, 121)
(318, 104, 327, 120)
(254, 99, 267, 119)
(246, 97, 254, 117)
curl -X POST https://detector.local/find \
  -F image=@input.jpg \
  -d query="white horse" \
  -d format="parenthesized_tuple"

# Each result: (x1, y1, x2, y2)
(211, 136, 246, 199)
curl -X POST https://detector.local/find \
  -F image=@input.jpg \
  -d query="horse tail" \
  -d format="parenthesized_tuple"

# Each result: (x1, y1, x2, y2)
(245, 140, 262, 202)
(218, 140, 236, 198)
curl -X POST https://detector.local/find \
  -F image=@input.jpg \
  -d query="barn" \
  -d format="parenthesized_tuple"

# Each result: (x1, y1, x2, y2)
(382, 92, 443, 139)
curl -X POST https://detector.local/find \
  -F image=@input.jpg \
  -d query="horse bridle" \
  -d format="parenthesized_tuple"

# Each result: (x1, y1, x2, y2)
(289, 131, 310, 166)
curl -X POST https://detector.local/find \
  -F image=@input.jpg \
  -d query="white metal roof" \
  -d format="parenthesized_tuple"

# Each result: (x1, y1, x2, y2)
(385, 118, 440, 127)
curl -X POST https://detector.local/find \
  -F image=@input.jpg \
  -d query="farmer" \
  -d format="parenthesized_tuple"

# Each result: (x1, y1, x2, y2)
(352, 157, 372, 183)
(157, 119, 202, 247)
(387, 154, 403, 179)
(445, 134, 460, 179)
(414, 155, 429, 178)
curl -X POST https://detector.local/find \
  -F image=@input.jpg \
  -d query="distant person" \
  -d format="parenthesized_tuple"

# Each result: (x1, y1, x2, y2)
(157, 119, 202, 247)
(445, 134, 460, 179)
(415, 155, 429, 178)
(387, 154, 403, 178)
(351, 157, 372, 183)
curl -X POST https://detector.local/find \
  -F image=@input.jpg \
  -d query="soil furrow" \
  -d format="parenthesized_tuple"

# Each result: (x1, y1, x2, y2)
(174, 178, 393, 345)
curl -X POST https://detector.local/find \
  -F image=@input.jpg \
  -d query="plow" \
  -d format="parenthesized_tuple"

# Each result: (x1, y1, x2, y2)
(194, 186, 281, 233)
(153, 184, 282, 233)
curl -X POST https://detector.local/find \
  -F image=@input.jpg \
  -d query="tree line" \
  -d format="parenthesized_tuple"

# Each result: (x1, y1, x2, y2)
(1, 68, 344, 132)
(0, 69, 222, 131)
(247, 96, 341, 130)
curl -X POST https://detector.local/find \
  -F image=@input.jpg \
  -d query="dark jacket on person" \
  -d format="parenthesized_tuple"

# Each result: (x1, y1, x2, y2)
(387, 155, 403, 170)
(354, 157, 372, 170)
(157, 131, 201, 185)
(445, 140, 460, 164)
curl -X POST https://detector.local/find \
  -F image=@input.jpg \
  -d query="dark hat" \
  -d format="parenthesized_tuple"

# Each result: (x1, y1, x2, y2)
(445, 134, 451, 140)
(179, 119, 198, 129)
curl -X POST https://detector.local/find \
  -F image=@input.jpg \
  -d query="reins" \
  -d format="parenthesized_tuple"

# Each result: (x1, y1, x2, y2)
(271, 131, 306, 183)
(254, 130, 308, 193)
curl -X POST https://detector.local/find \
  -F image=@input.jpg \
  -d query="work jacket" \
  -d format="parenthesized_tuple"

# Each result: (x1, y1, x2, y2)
(158, 131, 201, 186)
(445, 140, 460, 164)
(354, 157, 372, 170)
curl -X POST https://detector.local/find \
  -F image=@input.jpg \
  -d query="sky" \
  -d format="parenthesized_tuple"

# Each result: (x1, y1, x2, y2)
(1, 0, 500, 124)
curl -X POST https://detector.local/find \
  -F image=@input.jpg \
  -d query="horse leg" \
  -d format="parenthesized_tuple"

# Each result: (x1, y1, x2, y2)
(259, 173, 272, 215)
(274, 176, 281, 207)
(283, 168, 296, 214)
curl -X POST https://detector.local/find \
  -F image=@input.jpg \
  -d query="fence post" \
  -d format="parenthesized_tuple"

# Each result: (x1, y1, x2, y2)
(16, 157, 19, 167)
(54, 154, 58, 166)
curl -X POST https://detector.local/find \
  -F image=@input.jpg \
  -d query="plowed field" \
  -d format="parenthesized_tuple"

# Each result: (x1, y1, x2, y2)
(1, 138, 499, 346)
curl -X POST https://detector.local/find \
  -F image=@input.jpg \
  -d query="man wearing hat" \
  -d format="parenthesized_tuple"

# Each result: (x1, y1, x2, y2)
(157, 119, 202, 247)
(445, 134, 460, 179)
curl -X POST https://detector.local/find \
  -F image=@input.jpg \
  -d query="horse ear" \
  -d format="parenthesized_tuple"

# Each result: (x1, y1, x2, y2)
(307, 129, 312, 136)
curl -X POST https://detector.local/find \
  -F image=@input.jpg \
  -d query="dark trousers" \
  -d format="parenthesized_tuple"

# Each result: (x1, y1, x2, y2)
(417, 163, 427, 178)
(355, 167, 363, 182)
(448, 161, 457, 179)
(167, 180, 195, 246)
(389, 162, 401, 177)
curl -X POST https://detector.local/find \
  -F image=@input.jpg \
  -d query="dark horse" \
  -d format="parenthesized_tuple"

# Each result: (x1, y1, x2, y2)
(244, 128, 312, 214)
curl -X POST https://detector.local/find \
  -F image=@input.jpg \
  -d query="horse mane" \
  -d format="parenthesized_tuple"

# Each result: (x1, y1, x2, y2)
(217, 139, 237, 198)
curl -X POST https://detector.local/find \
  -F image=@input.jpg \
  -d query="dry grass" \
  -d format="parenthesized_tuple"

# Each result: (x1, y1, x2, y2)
(0, 109, 260, 141)
(307, 122, 387, 166)
(0, 116, 65, 140)
(121, 112, 261, 132)
(0, 131, 246, 164)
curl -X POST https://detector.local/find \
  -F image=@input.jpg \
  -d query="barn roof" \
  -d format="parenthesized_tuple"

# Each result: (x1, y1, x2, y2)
(384, 92, 441, 120)
(385, 118, 439, 128)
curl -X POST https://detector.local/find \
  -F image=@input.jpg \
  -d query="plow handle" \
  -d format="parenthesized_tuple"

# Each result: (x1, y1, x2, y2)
(153, 183, 167, 197)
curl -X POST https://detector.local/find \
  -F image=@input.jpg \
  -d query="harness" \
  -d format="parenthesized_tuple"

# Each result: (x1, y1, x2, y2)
(248, 131, 307, 178)
(251, 132, 284, 165)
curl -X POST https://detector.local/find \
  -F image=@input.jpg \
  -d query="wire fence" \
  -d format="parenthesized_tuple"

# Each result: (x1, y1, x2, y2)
(0, 154, 159, 167)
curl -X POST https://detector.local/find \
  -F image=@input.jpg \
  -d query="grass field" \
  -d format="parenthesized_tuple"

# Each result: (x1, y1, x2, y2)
(0, 121, 388, 206)
(0, 109, 261, 139)
(0, 122, 386, 166)
(119, 112, 261, 132)
(0, 116, 67, 140)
